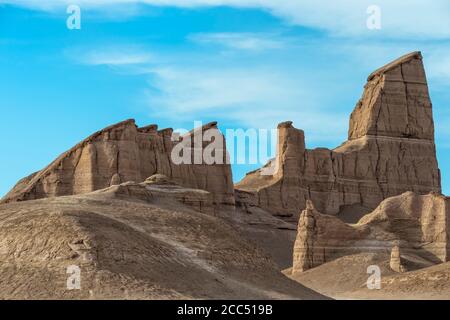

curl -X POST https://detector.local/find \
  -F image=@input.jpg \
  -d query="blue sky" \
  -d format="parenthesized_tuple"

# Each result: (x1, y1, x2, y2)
(1, 0, 450, 197)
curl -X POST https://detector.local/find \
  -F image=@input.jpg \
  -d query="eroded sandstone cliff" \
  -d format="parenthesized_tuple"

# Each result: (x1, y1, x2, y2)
(235, 51, 441, 219)
(1, 120, 235, 207)
(292, 192, 450, 274)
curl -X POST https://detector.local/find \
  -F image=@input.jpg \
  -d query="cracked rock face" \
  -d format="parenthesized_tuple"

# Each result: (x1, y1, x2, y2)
(235, 51, 441, 219)
(292, 192, 450, 274)
(349, 52, 434, 140)
(292, 200, 369, 273)
(1, 120, 235, 208)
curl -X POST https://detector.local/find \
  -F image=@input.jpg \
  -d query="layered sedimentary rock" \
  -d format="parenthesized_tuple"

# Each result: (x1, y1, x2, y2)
(236, 52, 441, 218)
(292, 200, 369, 273)
(1, 120, 234, 207)
(92, 174, 215, 215)
(390, 245, 407, 273)
(0, 182, 325, 299)
(292, 192, 450, 274)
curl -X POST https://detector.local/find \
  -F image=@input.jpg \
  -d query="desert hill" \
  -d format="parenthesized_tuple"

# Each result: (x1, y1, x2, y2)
(0, 177, 325, 299)
(287, 252, 450, 300)
(286, 191, 450, 300)
(1, 51, 448, 300)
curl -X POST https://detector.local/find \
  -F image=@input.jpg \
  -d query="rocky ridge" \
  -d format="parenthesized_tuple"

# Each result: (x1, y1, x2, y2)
(235, 51, 441, 219)
(1, 120, 235, 208)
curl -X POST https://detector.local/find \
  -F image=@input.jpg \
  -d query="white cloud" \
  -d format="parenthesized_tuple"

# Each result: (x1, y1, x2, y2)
(67, 46, 155, 66)
(146, 66, 294, 113)
(82, 51, 153, 66)
(67, 44, 348, 141)
(426, 50, 450, 86)
(189, 32, 285, 51)
(141, 64, 348, 143)
(148, 67, 288, 112)
(5, 0, 450, 39)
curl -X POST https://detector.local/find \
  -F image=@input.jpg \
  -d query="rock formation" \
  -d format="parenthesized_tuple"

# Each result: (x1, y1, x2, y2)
(390, 244, 407, 273)
(236, 51, 441, 219)
(292, 192, 450, 274)
(1, 120, 235, 208)
(292, 200, 369, 273)
(94, 174, 215, 215)
(0, 179, 325, 299)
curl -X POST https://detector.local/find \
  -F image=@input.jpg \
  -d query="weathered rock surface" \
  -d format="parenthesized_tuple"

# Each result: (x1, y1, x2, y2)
(1, 51, 447, 300)
(236, 52, 441, 218)
(292, 201, 370, 273)
(93, 174, 215, 215)
(292, 192, 450, 274)
(286, 250, 442, 299)
(1, 120, 235, 208)
(0, 181, 325, 299)
(390, 244, 407, 273)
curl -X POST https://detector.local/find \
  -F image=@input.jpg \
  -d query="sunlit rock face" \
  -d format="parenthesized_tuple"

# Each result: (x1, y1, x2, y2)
(235, 52, 441, 219)
(292, 192, 450, 274)
(1, 120, 235, 208)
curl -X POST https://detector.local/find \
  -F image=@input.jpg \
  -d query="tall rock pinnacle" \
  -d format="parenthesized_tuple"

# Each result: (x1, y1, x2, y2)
(236, 51, 441, 220)
(349, 51, 434, 141)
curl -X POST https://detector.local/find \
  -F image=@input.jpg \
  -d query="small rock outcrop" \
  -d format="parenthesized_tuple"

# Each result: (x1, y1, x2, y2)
(1, 120, 235, 208)
(292, 192, 450, 274)
(390, 244, 407, 273)
(236, 52, 441, 218)
(92, 177, 215, 215)
(145, 174, 174, 185)
(292, 201, 369, 273)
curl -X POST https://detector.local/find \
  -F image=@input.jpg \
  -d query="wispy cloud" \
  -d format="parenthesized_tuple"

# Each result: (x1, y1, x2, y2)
(189, 32, 285, 51)
(426, 49, 450, 86)
(144, 65, 348, 142)
(74, 44, 348, 143)
(82, 51, 153, 66)
(70, 35, 450, 148)
(5, 0, 450, 39)
(68, 46, 154, 66)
